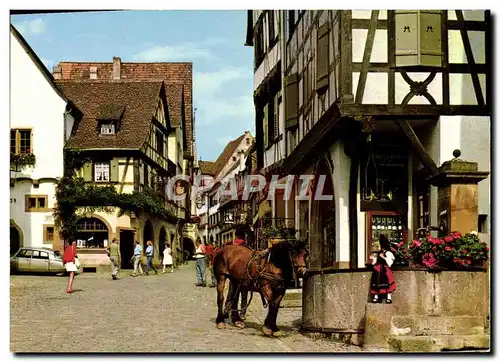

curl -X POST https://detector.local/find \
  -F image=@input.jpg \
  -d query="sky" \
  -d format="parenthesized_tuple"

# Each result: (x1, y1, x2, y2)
(10, 10, 255, 161)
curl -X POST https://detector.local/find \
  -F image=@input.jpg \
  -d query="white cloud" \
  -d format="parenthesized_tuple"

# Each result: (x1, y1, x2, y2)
(134, 44, 211, 62)
(15, 18, 46, 36)
(194, 67, 250, 99)
(197, 96, 254, 127)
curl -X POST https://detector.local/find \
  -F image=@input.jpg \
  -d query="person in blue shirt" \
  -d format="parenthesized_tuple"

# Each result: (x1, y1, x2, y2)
(145, 240, 158, 275)
(131, 240, 144, 277)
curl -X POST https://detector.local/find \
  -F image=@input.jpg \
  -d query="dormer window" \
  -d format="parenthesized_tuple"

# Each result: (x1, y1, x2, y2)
(97, 104, 124, 136)
(100, 123, 115, 135)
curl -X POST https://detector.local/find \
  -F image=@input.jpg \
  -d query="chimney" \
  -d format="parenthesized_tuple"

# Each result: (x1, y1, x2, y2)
(112, 56, 121, 80)
(90, 66, 98, 79)
(53, 65, 62, 80)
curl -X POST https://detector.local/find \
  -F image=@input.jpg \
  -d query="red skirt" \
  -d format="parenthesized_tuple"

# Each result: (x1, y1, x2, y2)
(370, 263, 396, 295)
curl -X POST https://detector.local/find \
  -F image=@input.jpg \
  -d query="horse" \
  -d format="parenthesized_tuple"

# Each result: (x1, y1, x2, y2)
(213, 240, 308, 337)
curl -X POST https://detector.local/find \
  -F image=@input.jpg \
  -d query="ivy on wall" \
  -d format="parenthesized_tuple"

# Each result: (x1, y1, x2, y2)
(54, 150, 178, 243)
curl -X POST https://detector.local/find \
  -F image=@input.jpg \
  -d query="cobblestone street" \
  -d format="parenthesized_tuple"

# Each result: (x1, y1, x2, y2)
(10, 262, 361, 353)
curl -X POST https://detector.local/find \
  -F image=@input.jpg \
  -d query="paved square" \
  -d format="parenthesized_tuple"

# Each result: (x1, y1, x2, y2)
(10, 262, 361, 352)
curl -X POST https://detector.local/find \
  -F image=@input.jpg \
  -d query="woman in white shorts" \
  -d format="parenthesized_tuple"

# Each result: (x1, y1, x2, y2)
(63, 240, 79, 293)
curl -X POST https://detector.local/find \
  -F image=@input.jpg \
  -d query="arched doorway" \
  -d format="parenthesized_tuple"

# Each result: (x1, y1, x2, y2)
(10, 223, 22, 256)
(310, 158, 335, 268)
(159, 227, 167, 258)
(182, 237, 195, 259)
(143, 220, 154, 249)
(76, 217, 110, 248)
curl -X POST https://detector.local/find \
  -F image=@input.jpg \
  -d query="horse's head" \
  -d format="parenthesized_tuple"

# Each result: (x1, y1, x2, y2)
(288, 240, 309, 277)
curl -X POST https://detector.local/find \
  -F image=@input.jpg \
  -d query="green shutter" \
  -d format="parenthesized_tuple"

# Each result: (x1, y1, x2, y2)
(110, 158, 119, 182)
(316, 22, 329, 93)
(83, 162, 92, 182)
(263, 105, 269, 147)
(284, 74, 299, 129)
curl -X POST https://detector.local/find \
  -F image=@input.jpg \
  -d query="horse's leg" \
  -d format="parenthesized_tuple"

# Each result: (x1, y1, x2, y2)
(231, 281, 245, 328)
(223, 280, 234, 320)
(261, 283, 274, 337)
(269, 289, 286, 336)
(215, 274, 227, 328)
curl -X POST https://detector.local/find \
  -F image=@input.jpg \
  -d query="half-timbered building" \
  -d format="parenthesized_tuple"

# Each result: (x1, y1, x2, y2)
(247, 10, 491, 345)
(57, 79, 188, 268)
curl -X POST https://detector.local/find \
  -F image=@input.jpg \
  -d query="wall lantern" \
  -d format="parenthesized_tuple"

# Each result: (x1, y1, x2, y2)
(394, 10, 443, 68)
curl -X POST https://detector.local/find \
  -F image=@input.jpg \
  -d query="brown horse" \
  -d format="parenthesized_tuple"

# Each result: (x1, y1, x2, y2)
(213, 240, 308, 337)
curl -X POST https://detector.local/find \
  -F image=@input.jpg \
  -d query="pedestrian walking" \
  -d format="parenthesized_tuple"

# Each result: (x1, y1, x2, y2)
(145, 240, 158, 275)
(194, 238, 207, 286)
(62, 240, 79, 294)
(206, 237, 217, 288)
(131, 240, 144, 276)
(162, 243, 174, 273)
(107, 238, 121, 280)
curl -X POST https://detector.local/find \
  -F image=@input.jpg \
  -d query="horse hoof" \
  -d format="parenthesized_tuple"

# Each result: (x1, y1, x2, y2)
(216, 322, 226, 329)
(235, 321, 245, 329)
(272, 330, 284, 337)
(262, 326, 273, 337)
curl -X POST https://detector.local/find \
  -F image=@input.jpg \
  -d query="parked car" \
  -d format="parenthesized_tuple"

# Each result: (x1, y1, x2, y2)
(10, 247, 66, 274)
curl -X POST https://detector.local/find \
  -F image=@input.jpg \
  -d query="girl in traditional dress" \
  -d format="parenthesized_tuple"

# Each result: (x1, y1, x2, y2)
(162, 243, 174, 273)
(370, 234, 396, 303)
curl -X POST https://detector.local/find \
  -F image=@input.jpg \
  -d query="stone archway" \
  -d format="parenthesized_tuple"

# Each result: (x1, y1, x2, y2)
(143, 220, 154, 249)
(310, 158, 335, 268)
(182, 237, 195, 259)
(10, 220, 23, 256)
(159, 227, 167, 258)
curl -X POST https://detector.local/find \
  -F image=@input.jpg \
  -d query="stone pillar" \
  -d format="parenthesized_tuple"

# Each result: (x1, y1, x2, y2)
(432, 150, 489, 235)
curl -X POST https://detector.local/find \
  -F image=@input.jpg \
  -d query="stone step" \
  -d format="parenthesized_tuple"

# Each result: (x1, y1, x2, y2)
(391, 315, 486, 336)
(387, 334, 490, 352)
(281, 289, 302, 308)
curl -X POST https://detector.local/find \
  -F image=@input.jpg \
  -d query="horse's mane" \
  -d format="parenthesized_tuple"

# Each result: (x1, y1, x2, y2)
(268, 241, 295, 280)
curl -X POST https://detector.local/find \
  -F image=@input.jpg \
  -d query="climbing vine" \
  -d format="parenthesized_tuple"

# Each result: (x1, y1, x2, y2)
(54, 150, 178, 242)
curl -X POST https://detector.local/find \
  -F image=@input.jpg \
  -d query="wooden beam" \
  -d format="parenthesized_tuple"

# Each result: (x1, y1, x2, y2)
(352, 63, 488, 74)
(355, 10, 379, 104)
(395, 120, 439, 177)
(340, 104, 491, 117)
(446, 20, 487, 31)
(455, 10, 485, 107)
(442, 10, 450, 106)
(352, 18, 387, 29)
(387, 10, 395, 105)
(340, 11, 353, 104)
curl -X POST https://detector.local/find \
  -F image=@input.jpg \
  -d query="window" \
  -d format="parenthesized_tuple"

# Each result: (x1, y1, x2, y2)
(232, 156, 237, 162)
(478, 214, 488, 233)
(32, 250, 49, 259)
(10, 129, 32, 155)
(18, 249, 33, 258)
(156, 130, 165, 157)
(25, 195, 48, 212)
(43, 225, 54, 244)
(268, 11, 276, 46)
(100, 123, 115, 135)
(94, 162, 110, 182)
(254, 21, 265, 68)
(246, 138, 251, 145)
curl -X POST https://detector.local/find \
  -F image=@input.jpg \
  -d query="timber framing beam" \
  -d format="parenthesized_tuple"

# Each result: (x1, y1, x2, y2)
(395, 120, 439, 177)
(340, 104, 491, 117)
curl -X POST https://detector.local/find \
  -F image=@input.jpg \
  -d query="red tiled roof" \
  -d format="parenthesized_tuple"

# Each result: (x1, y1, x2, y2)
(213, 134, 247, 178)
(165, 83, 183, 128)
(198, 161, 217, 176)
(54, 61, 193, 156)
(57, 80, 163, 150)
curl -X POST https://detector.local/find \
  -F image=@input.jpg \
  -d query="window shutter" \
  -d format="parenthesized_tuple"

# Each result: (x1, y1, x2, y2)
(273, 95, 279, 139)
(110, 159, 119, 182)
(316, 23, 330, 93)
(284, 74, 299, 129)
(83, 162, 92, 182)
(263, 105, 269, 147)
